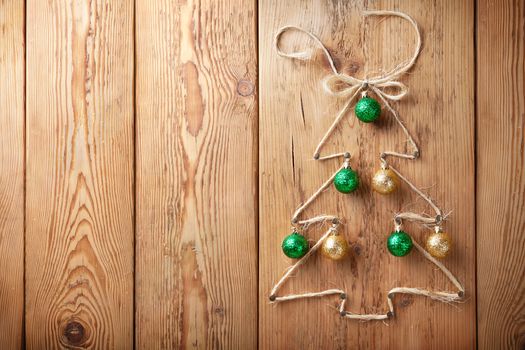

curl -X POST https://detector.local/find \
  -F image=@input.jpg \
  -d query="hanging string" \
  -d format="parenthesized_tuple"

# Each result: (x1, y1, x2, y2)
(269, 10, 464, 322)
(275, 10, 421, 161)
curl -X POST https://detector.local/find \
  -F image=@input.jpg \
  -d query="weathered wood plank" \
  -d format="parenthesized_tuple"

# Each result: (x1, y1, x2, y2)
(25, 0, 134, 348)
(135, 0, 258, 348)
(0, 0, 24, 348)
(477, 1, 525, 349)
(259, 0, 476, 348)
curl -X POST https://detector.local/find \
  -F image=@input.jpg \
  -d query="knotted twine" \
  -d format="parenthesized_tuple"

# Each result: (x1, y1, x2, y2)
(269, 10, 464, 322)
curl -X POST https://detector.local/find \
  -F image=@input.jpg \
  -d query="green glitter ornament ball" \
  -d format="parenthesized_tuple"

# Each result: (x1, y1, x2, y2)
(387, 230, 413, 257)
(334, 167, 359, 193)
(282, 232, 309, 259)
(355, 97, 381, 123)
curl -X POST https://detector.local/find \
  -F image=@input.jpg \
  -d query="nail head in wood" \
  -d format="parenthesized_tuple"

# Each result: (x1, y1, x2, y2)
(340, 293, 346, 300)
(387, 311, 394, 318)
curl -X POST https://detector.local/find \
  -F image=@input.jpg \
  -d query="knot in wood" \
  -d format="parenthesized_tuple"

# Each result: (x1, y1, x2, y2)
(63, 321, 86, 346)
(400, 295, 413, 308)
(237, 79, 254, 96)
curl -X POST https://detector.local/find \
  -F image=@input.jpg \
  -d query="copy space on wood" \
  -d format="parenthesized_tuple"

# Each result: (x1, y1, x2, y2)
(477, 1, 525, 349)
(0, 0, 24, 347)
(135, 0, 258, 348)
(259, 1, 476, 348)
(25, 0, 134, 348)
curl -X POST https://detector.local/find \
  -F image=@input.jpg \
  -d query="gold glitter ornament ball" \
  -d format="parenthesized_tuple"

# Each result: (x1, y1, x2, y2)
(372, 168, 399, 194)
(426, 231, 452, 258)
(321, 234, 349, 260)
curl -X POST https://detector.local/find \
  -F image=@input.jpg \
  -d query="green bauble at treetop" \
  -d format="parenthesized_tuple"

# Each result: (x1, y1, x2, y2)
(281, 232, 309, 259)
(355, 96, 381, 123)
(387, 230, 413, 257)
(334, 167, 359, 193)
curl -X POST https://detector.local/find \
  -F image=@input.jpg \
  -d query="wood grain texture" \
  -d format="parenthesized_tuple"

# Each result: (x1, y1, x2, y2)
(259, 0, 476, 349)
(477, 1, 525, 349)
(25, 0, 134, 348)
(135, 0, 257, 348)
(0, 0, 24, 348)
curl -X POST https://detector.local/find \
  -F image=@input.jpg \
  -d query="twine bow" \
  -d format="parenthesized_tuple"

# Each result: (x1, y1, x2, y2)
(275, 10, 422, 159)
(322, 73, 408, 102)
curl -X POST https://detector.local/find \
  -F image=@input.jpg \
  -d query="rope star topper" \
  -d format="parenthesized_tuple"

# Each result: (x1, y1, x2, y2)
(268, 10, 464, 322)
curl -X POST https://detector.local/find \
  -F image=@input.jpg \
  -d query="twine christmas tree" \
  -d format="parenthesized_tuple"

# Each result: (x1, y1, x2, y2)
(269, 10, 464, 321)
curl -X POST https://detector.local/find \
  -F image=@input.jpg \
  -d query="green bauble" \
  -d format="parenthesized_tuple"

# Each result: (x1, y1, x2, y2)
(334, 167, 359, 193)
(387, 230, 413, 257)
(355, 97, 381, 123)
(282, 232, 309, 259)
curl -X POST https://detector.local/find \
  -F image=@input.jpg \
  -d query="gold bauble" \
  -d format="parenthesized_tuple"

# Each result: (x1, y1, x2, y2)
(321, 234, 349, 260)
(372, 168, 399, 195)
(426, 231, 452, 258)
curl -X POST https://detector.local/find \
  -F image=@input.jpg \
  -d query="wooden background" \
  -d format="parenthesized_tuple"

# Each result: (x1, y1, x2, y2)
(0, 0, 523, 349)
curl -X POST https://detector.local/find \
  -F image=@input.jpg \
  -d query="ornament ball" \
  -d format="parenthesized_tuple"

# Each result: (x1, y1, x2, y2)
(387, 230, 413, 257)
(426, 231, 452, 258)
(372, 168, 399, 194)
(281, 232, 309, 259)
(321, 234, 350, 260)
(334, 167, 359, 193)
(355, 97, 381, 123)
